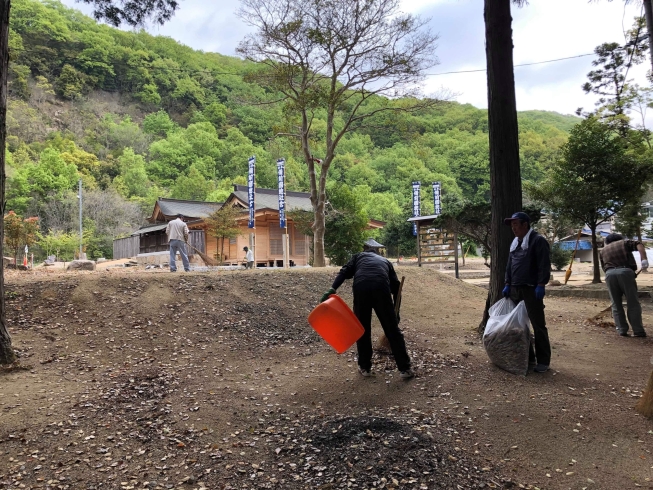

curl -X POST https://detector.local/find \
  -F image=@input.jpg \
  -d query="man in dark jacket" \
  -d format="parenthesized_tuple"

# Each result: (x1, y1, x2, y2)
(320, 245, 414, 379)
(502, 212, 551, 373)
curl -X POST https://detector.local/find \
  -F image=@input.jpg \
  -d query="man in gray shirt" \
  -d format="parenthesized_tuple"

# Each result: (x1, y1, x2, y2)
(166, 214, 190, 272)
(502, 212, 551, 373)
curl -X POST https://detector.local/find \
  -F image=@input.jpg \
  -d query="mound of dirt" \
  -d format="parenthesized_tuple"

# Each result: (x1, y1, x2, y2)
(4, 268, 652, 489)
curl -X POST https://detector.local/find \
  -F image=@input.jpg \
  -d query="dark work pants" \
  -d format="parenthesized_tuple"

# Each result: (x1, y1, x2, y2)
(509, 285, 551, 366)
(353, 287, 411, 372)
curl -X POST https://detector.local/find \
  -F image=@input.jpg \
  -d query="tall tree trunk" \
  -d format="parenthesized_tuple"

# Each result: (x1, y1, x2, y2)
(590, 225, 602, 284)
(0, 0, 15, 365)
(644, 0, 653, 73)
(312, 198, 326, 267)
(481, 0, 523, 332)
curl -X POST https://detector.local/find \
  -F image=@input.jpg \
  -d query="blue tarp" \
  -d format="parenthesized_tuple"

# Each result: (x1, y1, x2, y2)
(558, 241, 593, 251)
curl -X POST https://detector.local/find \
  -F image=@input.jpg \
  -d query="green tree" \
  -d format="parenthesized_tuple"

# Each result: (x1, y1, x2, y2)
(203, 101, 227, 130)
(582, 19, 649, 136)
(526, 117, 652, 283)
(4, 210, 38, 265)
(36, 229, 78, 261)
(148, 122, 222, 185)
(550, 244, 572, 272)
(378, 212, 416, 259)
(324, 183, 370, 266)
(113, 148, 150, 198)
(55, 64, 87, 100)
(142, 110, 176, 137)
(170, 165, 214, 201)
(21, 148, 79, 199)
(237, 0, 439, 267)
(204, 205, 243, 265)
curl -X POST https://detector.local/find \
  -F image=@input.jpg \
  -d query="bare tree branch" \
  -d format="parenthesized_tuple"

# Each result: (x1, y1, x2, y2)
(236, 0, 440, 266)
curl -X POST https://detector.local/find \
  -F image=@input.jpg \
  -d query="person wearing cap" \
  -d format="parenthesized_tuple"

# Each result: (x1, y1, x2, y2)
(166, 214, 190, 272)
(243, 246, 254, 269)
(319, 243, 414, 380)
(599, 233, 648, 338)
(503, 212, 551, 373)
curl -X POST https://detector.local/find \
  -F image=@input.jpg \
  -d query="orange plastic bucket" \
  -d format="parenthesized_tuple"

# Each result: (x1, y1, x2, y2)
(308, 294, 365, 354)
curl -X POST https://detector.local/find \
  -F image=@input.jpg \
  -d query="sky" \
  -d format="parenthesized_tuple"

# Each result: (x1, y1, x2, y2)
(62, 0, 652, 124)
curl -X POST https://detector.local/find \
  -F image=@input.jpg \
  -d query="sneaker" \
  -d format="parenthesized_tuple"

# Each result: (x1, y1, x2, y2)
(399, 369, 415, 379)
(533, 364, 550, 373)
(634, 332, 647, 338)
(619, 331, 630, 337)
(358, 367, 372, 377)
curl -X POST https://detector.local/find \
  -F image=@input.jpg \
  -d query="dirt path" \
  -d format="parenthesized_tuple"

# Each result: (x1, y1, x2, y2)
(0, 267, 651, 489)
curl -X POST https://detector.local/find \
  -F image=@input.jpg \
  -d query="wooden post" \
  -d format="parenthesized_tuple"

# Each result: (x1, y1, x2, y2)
(454, 232, 459, 279)
(283, 229, 290, 269)
(249, 231, 256, 268)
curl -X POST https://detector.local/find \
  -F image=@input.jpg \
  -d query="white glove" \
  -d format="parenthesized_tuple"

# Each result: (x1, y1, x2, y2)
(641, 259, 649, 270)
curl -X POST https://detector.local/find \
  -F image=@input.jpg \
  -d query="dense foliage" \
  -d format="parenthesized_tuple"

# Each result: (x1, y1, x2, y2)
(4, 0, 577, 259)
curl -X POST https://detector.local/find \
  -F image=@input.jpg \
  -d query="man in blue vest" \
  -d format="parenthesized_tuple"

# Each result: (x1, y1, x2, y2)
(502, 212, 551, 373)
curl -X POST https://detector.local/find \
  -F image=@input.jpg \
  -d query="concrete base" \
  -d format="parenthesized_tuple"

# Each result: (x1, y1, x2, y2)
(136, 251, 202, 267)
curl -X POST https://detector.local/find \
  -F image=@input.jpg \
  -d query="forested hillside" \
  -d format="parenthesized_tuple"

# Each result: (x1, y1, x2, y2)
(4, 0, 579, 258)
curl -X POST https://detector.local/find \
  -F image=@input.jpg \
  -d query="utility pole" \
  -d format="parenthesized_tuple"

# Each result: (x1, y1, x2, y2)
(78, 179, 83, 259)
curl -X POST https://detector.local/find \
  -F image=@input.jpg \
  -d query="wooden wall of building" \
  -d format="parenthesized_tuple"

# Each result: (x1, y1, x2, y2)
(202, 218, 308, 266)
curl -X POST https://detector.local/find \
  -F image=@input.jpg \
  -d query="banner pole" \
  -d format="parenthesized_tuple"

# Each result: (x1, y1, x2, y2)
(248, 156, 256, 268)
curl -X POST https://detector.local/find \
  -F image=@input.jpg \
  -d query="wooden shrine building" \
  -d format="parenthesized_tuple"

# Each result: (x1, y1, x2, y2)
(116, 186, 314, 266)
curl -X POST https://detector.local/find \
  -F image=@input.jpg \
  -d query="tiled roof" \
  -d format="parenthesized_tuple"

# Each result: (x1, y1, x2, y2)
(231, 185, 313, 212)
(157, 198, 224, 219)
(132, 223, 168, 236)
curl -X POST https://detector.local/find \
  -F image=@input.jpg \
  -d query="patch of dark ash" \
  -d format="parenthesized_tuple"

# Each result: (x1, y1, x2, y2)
(221, 412, 525, 489)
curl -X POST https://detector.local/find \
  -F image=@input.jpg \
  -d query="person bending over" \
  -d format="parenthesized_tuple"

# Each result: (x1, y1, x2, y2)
(321, 244, 414, 379)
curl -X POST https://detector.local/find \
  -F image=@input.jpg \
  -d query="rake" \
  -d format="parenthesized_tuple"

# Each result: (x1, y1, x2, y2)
(186, 243, 219, 267)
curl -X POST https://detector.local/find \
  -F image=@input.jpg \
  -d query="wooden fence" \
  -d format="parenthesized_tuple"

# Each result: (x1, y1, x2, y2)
(113, 236, 140, 259)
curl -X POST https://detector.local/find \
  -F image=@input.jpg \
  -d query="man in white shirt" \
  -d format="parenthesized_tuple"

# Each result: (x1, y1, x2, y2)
(166, 214, 190, 272)
(243, 246, 254, 269)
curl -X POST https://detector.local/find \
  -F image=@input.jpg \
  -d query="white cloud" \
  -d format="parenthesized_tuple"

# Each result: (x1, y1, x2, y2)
(415, 0, 652, 125)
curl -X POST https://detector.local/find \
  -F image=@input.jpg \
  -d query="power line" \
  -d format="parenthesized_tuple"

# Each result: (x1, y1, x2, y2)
(424, 52, 596, 77)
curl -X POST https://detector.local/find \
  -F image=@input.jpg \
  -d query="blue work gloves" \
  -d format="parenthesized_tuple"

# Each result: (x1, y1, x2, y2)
(320, 288, 336, 303)
(502, 285, 510, 298)
(535, 285, 545, 300)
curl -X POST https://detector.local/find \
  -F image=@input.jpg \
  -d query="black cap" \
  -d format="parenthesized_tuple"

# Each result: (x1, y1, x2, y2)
(503, 212, 531, 225)
(605, 233, 623, 245)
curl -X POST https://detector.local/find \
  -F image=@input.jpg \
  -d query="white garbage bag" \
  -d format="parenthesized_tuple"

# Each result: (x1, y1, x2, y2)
(483, 298, 531, 376)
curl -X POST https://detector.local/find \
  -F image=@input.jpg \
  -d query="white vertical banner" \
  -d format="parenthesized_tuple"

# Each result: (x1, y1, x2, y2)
(432, 181, 441, 216)
(247, 156, 256, 228)
(277, 159, 286, 229)
(412, 181, 421, 236)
